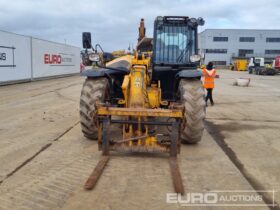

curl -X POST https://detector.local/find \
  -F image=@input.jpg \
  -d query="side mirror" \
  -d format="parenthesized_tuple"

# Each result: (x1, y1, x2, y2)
(82, 32, 92, 49)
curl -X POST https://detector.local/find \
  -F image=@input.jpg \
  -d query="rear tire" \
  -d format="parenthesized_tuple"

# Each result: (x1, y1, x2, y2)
(266, 68, 276, 75)
(80, 78, 109, 140)
(179, 79, 205, 144)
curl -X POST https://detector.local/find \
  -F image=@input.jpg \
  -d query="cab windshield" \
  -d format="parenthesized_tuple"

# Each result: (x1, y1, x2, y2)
(154, 25, 195, 64)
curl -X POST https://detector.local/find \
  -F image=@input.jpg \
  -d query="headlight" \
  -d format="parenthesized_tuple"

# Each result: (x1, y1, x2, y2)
(190, 54, 201, 62)
(88, 53, 100, 62)
(189, 18, 197, 24)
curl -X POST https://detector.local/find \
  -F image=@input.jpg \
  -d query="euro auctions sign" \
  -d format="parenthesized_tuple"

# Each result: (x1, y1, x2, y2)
(31, 38, 80, 78)
(0, 46, 16, 67)
(44, 54, 62, 64)
(44, 53, 74, 66)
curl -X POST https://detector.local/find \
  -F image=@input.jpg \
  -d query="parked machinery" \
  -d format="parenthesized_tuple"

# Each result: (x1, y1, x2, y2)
(234, 59, 248, 71)
(273, 56, 280, 74)
(248, 57, 276, 75)
(80, 16, 205, 194)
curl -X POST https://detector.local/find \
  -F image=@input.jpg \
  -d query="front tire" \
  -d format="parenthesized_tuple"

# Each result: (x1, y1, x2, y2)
(80, 78, 109, 140)
(179, 79, 206, 144)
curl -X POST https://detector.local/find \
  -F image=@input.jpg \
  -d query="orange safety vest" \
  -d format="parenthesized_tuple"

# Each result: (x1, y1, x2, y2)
(203, 68, 216, 89)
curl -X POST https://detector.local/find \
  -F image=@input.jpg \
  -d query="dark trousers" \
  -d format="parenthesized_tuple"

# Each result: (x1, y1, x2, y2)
(205, 88, 214, 104)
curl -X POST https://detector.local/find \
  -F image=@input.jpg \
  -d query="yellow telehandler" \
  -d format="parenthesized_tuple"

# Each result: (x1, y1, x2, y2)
(80, 16, 205, 194)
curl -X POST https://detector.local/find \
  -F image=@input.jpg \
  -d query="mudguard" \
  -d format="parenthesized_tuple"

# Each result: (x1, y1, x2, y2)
(81, 67, 129, 78)
(175, 69, 203, 79)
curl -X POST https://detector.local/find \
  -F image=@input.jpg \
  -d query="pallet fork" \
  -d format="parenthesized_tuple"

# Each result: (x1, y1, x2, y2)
(84, 106, 185, 195)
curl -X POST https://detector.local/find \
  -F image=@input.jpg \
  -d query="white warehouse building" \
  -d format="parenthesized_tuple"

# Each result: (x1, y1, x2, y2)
(198, 29, 280, 67)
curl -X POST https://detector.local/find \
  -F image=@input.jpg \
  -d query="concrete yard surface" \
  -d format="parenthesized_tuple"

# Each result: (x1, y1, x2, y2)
(206, 70, 280, 207)
(0, 71, 279, 210)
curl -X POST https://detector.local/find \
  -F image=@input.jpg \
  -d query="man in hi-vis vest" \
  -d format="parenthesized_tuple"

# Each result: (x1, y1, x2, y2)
(203, 62, 216, 106)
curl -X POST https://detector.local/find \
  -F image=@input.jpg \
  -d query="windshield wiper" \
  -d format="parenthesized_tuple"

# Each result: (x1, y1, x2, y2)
(176, 39, 192, 63)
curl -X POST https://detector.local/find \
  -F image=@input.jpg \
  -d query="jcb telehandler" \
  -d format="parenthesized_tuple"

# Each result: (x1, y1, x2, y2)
(80, 16, 205, 194)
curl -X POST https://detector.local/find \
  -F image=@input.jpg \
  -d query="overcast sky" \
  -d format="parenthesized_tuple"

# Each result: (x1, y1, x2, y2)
(1, 0, 280, 51)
